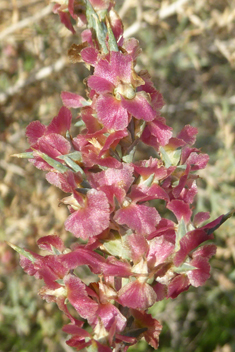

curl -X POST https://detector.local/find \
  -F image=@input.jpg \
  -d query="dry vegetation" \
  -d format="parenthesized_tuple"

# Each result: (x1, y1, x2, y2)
(1, 1, 235, 351)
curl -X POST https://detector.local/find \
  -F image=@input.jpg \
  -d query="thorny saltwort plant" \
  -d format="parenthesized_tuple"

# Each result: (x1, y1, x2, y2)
(9, 1, 234, 351)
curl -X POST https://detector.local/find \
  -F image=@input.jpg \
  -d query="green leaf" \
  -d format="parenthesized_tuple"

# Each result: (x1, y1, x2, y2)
(35, 151, 69, 173)
(62, 151, 82, 161)
(103, 233, 130, 260)
(142, 173, 155, 187)
(175, 218, 187, 252)
(51, 245, 61, 255)
(174, 262, 196, 273)
(7, 242, 36, 263)
(205, 209, 235, 235)
(122, 138, 140, 163)
(124, 328, 148, 338)
(74, 119, 86, 127)
(57, 155, 85, 176)
(122, 146, 137, 163)
(135, 120, 146, 138)
(160, 146, 182, 167)
(106, 16, 118, 52)
(85, 0, 108, 54)
(12, 152, 34, 159)
(171, 148, 182, 165)
(159, 146, 172, 167)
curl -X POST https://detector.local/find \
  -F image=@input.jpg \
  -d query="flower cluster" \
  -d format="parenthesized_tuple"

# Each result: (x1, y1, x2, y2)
(11, 1, 232, 351)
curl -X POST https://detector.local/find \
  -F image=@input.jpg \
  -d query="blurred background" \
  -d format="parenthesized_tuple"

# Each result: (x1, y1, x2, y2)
(1, 0, 235, 351)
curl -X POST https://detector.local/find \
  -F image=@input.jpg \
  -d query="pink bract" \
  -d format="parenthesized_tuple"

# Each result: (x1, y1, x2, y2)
(87, 51, 157, 130)
(64, 189, 110, 239)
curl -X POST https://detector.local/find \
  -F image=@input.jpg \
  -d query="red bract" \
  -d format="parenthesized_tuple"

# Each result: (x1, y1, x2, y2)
(87, 51, 157, 130)
(26, 106, 72, 170)
(64, 274, 99, 319)
(60, 246, 106, 274)
(71, 123, 124, 168)
(64, 189, 110, 238)
(167, 199, 192, 224)
(141, 116, 173, 149)
(11, 1, 233, 351)
(88, 163, 134, 207)
(26, 106, 72, 142)
(114, 202, 160, 236)
(131, 309, 162, 350)
(167, 274, 190, 299)
(37, 234, 65, 253)
(118, 280, 157, 310)
(46, 170, 81, 193)
(61, 91, 88, 108)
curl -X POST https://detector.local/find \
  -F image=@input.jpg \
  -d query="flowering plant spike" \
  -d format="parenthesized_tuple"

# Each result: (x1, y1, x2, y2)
(10, 1, 234, 351)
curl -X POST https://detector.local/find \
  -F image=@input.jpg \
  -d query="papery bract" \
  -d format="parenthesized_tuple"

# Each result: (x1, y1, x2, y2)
(64, 189, 110, 239)
(114, 202, 160, 236)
